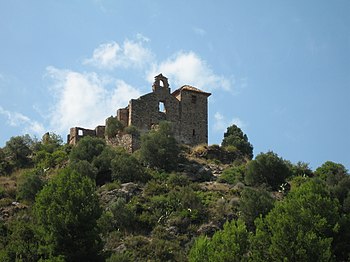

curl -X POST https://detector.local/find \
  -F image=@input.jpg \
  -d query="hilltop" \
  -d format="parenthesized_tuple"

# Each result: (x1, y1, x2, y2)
(0, 123, 349, 261)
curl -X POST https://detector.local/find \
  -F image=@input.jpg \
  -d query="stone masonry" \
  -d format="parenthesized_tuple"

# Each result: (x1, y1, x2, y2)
(67, 74, 211, 152)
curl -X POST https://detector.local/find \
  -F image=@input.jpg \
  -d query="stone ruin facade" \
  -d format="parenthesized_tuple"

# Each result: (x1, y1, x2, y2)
(67, 74, 211, 152)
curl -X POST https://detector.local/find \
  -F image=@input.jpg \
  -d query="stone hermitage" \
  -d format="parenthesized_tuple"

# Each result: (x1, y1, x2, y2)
(67, 74, 211, 152)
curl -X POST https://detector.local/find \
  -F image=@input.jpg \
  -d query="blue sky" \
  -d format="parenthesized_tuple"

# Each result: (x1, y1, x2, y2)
(0, 1, 349, 170)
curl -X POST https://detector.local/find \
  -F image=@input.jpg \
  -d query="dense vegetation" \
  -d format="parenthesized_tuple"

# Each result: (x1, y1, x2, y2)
(0, 124, 349, 261)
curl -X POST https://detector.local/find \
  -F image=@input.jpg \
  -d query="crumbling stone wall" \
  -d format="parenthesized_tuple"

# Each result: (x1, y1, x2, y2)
(68, 126, 105, 145)
(67, 74, 211, 152)
(106, 133, 140, 153)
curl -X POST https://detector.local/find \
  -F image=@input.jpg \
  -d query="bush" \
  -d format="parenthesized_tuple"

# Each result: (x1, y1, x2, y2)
(34, 168, 102, 261)
(124, 125, 140, 136)
(218, 165, 245, 184)
(105, 116, 124, 138)
(3, 135, 34, 169)
(17, 169, 44, 202)
(245, 151, 291, 190)
(69, 136, 106, 163)
(111, 150, 148, 183)
(139, 121, 180, 171)
(238, 187, 274, 230)
(189, 219, 249, 262)
(222, 124, 253, 160)
(315, 161, 348, 186)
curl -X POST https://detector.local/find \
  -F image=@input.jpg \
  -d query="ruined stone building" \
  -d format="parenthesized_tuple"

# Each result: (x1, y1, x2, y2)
(67, 74, 211, 152)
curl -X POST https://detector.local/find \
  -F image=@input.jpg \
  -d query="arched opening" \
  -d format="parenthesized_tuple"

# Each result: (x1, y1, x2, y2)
(159, 101, 166, 113)
(159, 79, 164, 87)
(78, 129, 83, 136)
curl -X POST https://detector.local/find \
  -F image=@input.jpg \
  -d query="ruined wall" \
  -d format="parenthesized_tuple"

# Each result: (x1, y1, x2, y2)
(177, 90, 209, 146)
(128, 78, 181, 138)
(68, 126, 105, 145)
(95, 126, 106, 138)
(106, 133, 140, 153)
(117, 108, 129, 126)
(67, 74, 211, 151)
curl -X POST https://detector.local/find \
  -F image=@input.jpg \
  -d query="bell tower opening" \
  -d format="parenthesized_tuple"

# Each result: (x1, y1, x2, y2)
(152, 73, 169, 92)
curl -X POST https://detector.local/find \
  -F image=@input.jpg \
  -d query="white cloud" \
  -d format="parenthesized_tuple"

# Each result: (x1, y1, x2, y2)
(84, 37, 153, 70)
(213, 112, 245, 133)
(84, 42, 121, 69)
(0, 106, 45, 136)
(147, 51, 232, 91)
(46, 66, 141, 134)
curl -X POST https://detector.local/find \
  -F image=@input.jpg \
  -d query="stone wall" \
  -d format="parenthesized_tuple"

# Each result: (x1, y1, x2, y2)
(178, 89, 209, 145)
(106, 133, 140, 153)
(129, 87, 181, 139)
(117, 108, 129, 126)
(67, 74, 211, 151)
(68, 126, 105, 145)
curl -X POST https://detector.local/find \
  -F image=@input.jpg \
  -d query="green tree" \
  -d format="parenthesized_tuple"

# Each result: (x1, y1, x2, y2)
(92, 146, 118, 184)
(217, 164, 245, 184)
(69, 160, 97, 180)
(34, 168, 102, 261)
(238, 187, 274, 230)
(17, 169, 44, 202)
(111, 149, 148, 183)
(245, 151, 291, 190)
(250, 179, 340, 261)
(105, 116, 124, 138)
(69, 136, 106, 163)
(287, 161, 313, 178)
(222, 124, 253, 160)
(315, 161, 348, 186)
(2, 220, 40, 262)
(189, 219, 249, 262)
(41, 133, 63, 153)
(0, 148, 12, 175)
(99, 197, 136, 234)
(3, 135, 34, 168)
(139, 121, 180, 171)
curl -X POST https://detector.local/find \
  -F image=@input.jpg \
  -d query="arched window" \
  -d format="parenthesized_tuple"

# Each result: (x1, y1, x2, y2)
(159, 101, 166, 112)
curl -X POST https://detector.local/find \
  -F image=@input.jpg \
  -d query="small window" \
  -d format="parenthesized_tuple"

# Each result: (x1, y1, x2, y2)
(192, 129, 196, 136)
(159, 101, 166, 112)
(78, 129, 83, 136)
(191, 95, 197, 104)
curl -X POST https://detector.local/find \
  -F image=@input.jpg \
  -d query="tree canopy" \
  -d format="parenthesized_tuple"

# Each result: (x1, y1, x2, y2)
(245, 151, 291, 190)
(222, 124, 253, 159)
(34, 168, 102, 261)
(139, 121, 180, 171)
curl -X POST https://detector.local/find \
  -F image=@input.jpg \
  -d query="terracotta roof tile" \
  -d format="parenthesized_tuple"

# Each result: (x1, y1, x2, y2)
(172, 85, 211, 96)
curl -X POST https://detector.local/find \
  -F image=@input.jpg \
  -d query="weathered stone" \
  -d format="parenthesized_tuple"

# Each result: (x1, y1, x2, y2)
(67, 74, 211, 152)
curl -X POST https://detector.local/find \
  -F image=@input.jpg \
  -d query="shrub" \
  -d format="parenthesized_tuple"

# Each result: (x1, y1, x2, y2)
(245, 151, 291, 190)
(124, 125, 140, 136)
(218, 165, 245, 184)
(139, 121, 180, 171)
(111, 150, 148, 183)
(222, 124, 253, 160)
(17, 169, 44, 202)
(105, 116, 124, 138)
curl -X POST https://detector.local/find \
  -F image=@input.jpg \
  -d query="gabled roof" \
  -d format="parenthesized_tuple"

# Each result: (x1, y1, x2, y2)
(172, 85, 211, 97)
